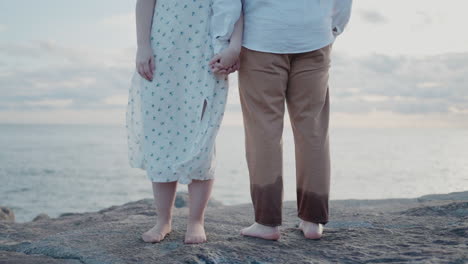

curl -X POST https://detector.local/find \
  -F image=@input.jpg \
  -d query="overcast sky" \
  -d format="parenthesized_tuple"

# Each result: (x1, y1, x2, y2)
(0, 0, 467, 127)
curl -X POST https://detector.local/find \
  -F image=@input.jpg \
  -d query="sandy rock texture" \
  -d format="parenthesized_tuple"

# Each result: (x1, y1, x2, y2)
(0, 191, 467, 264)
(0, 207, 14, 223)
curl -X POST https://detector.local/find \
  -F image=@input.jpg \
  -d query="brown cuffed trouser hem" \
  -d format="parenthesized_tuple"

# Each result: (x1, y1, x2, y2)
(251, 176, 283, 227)
(255, 218, 283, 227)
(298, 215, 329, 225)
(297, 188, 329, 225)
(239, 44, 332, 227)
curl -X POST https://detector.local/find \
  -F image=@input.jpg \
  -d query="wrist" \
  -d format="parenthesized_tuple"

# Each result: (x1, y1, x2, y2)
(137, 40, 151, 49)
(227, 44, 241, 55)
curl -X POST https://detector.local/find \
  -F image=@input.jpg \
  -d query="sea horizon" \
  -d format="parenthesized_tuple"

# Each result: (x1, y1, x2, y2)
(1, 123, 467, 222)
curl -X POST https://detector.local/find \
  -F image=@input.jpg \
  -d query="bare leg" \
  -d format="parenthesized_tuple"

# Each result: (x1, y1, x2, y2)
(299, 221, 323, 239)
(185, 179, 214, 244)
(142, 181, 177, 243)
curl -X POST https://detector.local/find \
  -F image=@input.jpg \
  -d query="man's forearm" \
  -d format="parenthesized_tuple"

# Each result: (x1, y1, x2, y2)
(332, 0, 353, 36)
(228, 14, 244, 53)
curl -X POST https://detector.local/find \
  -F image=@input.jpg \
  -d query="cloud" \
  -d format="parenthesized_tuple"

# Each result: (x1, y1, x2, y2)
(359, 10, 388, 24)
(24, 99, 73, 108)
(102, 95, 128, 106)
(330, 52, 468, 115)
(0, 40, 467, 126)
(0, 41, 134, 111)
(99, 12, 135, 28)
(0, 24, 7, 32)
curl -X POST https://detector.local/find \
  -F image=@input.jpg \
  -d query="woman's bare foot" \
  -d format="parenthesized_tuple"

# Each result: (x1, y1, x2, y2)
(299, 221, 323, 239)
(185, 221, 207, 244)
(241, 223, 281, 241)
(141, 222, 172, 243)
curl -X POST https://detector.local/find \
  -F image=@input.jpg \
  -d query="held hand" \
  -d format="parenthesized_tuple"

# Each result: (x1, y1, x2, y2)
(209, 47, 240, 75)
(212, 59, 239, 75)
(228, 60, 240, 74)
(136, 45, 156, 81)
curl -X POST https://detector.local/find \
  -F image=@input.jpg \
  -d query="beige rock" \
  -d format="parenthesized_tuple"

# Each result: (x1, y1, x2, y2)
(33, 213, 50, 222)
(0, 207, 14, 222)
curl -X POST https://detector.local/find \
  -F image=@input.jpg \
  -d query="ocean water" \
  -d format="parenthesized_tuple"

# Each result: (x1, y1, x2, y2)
(0, 123, 467, 222)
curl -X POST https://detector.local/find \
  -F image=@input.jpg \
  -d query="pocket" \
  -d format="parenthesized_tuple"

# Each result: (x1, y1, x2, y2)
(320, 44, 332, 65)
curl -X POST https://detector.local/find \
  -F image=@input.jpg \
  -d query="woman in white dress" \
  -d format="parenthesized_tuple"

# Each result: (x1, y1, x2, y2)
(126, 0, 243, 244)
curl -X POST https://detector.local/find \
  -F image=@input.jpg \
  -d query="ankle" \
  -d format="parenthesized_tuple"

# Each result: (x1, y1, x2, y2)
(156, 216, 172, 226)
(255, 222, 279, 229)
(187, 218, 204, 226)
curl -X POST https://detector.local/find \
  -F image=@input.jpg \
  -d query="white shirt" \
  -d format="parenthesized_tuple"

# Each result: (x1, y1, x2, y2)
(211, 0, 242, 54)
(241, 0, 353, 54)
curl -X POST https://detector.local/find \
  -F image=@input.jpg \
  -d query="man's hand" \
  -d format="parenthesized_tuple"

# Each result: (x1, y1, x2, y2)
(209, 47, 241, 75)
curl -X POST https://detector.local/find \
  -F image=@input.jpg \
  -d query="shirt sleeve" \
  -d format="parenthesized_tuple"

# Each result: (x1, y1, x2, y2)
(332, 0, 353, 37)
(211, 0, 242, 54)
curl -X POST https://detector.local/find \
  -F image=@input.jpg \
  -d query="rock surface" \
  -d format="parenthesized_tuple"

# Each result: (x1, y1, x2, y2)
(32, 214, 51, 222)
(0, 191, 467, 264)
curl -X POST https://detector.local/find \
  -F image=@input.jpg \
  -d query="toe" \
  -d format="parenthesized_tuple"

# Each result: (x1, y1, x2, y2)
(155, 234, 164, 242)
(198, 236, 207, 243)
(142, 232, 165, 243)
(142, 233, 153, 242)
(304, 233, 322, 240)
(185, 235, 206, 244)
(240, 228, 246, 235)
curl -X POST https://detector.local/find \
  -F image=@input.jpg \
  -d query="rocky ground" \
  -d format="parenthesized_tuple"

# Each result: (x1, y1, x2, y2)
(1, 191, 467, 264)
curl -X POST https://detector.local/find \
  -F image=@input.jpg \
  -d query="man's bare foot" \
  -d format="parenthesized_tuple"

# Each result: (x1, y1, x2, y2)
(299, 221, 323, 239)
(141, 223, 171, 243)
(241, 223, 281, 241)
(185, 221, 207, 244)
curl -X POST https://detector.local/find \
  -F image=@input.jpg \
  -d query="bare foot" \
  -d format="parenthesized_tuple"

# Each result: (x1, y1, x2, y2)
(185, 221, 207, 244)
(299, 221, 323, 239)
(241, 223, 281, 241)
(141, 223, 171, 243)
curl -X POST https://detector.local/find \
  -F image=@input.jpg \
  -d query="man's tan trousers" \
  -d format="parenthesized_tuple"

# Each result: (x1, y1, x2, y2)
(238, 44, 332, 227)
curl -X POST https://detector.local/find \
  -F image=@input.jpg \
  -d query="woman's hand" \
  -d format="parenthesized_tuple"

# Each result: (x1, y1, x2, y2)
(209, 47, 240, 75)
(136, 44, 155, 81)
(214, 60, 240, 75)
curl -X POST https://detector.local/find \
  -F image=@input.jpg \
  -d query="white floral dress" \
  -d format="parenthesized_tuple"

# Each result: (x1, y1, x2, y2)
(126, 0, 241, 184)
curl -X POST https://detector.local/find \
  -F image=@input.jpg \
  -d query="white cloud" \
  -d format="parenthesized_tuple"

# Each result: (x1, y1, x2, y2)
(33, 77, 97, 89)
(1, 39, 467, 127)
(417, 82, 441, 88)
(0, 41, 133, 112)
(359, 10, 387, 24)
(330, 52, 468, 112)
(339, 0, 468, 56)
(100, 12, 135, 29)
(1, 0, 468, 127)
(448, 106, 468, 115)
(331, 112, 468, 128)
(103, 95, 128, 106)
(0, 109, 125, 125)
(24, 99, 73, 108)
